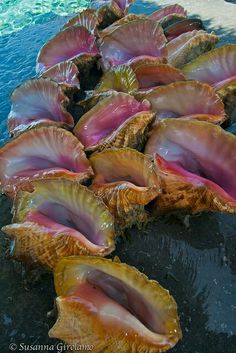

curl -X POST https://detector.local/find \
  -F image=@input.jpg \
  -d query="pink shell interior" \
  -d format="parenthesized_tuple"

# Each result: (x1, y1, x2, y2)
(68, 268, 166, 335)
(0, 127, 92, 187)
(183, 45, 236, 90)
(8, 79, 74, 134)
(100, 19, 167, 69)
(36, 26, 99, 73)
(74, 93, 150, 148)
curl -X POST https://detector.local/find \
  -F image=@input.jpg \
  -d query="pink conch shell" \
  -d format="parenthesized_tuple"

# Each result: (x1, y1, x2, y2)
(74, 92, 152, 152)
(145, 118, 236, 214)
(8, 78, 74, 136)
(100, 19, 167, 70)
(182, 45, 236, 119)
(2, 179, 115, 269)
(36, 25, 99, 74)
(49, 256, 182, 353)
(0, 126, 93, 197)
(144, 81, 226, 125)
(90, 148, 160, 228)
(182, 45, 236, 88)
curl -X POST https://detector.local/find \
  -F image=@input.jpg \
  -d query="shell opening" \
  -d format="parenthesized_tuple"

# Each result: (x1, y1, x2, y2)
(13, 156, 79, 177)
(70, 267, 167, 335)
(156, 141, 236, 200)
(26, 202, 107, 246)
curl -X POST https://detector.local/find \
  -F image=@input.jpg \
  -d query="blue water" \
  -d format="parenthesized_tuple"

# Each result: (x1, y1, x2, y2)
(0, 2, 236, 353)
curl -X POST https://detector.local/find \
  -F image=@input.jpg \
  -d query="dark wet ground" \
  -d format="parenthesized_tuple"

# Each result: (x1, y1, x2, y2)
(0, 1, 236, 353)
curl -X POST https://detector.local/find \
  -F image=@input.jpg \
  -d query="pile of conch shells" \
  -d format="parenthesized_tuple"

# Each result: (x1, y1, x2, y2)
(1, 0, 236, 351)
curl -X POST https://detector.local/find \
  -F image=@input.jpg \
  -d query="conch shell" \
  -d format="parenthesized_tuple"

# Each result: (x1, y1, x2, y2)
(167, 30, 219, 68)
(49, 256, 182, 353)
(100, 19, 167, 70)
(145, 118, 236, 215)
(2, 179, 115, 269)
(74, 92, 153, 153)
(36, 25, 99, 74)
(0, 126, 93, 197)
(90, 148, 160, 228)
(144, 80, 226, 125)
(7, 78, 74, 136)
(182, 44, 236, 120)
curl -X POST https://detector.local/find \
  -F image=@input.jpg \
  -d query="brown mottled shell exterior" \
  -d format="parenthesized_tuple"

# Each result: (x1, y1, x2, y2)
(91, 182, 159, 229)
(216, 79, 236, 121)
(167, 31, 219, 68)
(98, 14, 147, 38)
(97, 1, 124, 29)
(90, 148, 160, 228)
(86, 112, 155, 153)
(49, 256, 182, 353)
(151, 156, 236, 215)
(2, 222, 113, 270)
(130, 57, 168, 71)
(79, 91, 113, 112)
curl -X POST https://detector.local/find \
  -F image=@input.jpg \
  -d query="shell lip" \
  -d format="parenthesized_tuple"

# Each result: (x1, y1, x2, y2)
(155, 154, 236, 204)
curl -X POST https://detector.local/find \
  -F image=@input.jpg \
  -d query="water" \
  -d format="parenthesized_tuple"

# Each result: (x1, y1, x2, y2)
(0, 1, 236, 353)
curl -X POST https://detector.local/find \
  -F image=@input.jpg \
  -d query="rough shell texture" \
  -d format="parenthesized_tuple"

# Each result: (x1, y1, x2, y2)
(49, 256, 182, 353)
(2, 179, 115, 269)
(8, 78, 74, 135)
(144, 80, 226, 125)
(62, 9, 98, 33)
(167, 30, 219, 68)
(98, 14, 146, 38)
(93, 0, 132, 28)
(41, 61, 80, 88)
(216, 79, 236, 119)
(145, 119, 236, 214)
(0, 126, 93, 197)
(100, 19, 167, 70)
(73, 92, 151, 152)
(36, 25, 99, 73)
(90, 148, 160, 228)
